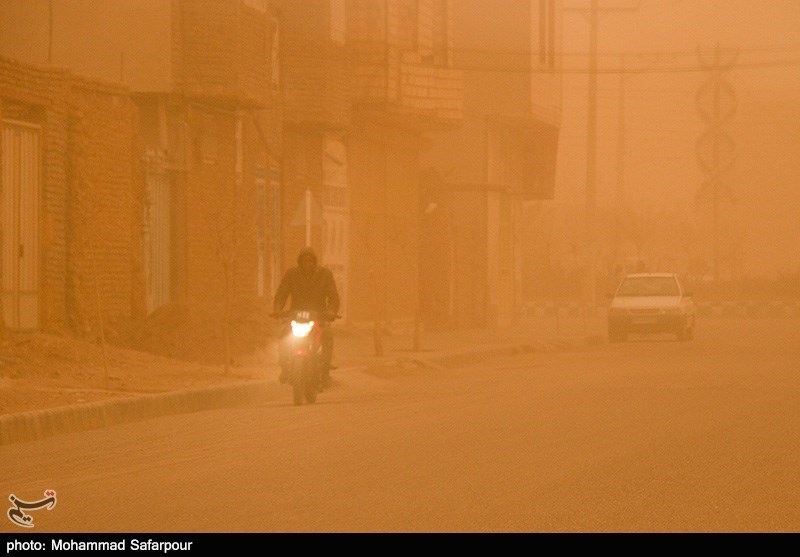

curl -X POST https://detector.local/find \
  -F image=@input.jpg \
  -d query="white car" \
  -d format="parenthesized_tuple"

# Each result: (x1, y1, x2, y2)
(607, 272, 696, 342)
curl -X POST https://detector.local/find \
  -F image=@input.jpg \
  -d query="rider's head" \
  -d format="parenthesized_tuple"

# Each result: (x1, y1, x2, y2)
(297, 246, 317, 273)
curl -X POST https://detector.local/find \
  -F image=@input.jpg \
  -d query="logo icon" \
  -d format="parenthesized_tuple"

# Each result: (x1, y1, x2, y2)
(7, 490, 57, 528)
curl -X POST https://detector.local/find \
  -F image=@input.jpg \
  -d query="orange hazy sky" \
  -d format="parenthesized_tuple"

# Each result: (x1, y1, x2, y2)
(555, 0, 800, 276)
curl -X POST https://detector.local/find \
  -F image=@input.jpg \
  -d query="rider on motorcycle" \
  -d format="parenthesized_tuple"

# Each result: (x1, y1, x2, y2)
(272, 246, 340, 387)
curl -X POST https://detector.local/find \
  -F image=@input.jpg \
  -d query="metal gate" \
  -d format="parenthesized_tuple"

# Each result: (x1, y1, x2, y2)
(144, 171, 171, 314)
(1, 120, 41, 330)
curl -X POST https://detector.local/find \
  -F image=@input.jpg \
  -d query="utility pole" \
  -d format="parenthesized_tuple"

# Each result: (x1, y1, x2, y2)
(48, 0, 53, 64)
(565, 1, 639, 313)
(586, 0, 599, 311)
(611, 54, 627, 276)
(615, 55, 626, 210)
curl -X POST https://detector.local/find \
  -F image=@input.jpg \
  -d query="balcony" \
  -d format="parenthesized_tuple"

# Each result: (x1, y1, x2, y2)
(352, 49, 463, 130)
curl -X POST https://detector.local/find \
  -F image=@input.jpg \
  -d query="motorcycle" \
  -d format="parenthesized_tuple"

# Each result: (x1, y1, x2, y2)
(274, 309, 338, 405)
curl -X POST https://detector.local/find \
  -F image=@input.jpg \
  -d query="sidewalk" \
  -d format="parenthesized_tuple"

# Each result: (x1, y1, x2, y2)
(332, 315, 605, 368)
(0, 317, 603, 446)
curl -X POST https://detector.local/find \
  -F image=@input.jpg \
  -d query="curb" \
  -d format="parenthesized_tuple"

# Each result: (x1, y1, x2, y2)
(0, 381, 274, 446)
(694, 302, 800, 319)
(422, 337, 592, 369)
(0, 336, 592, 447)
(524, 302, 800, 319)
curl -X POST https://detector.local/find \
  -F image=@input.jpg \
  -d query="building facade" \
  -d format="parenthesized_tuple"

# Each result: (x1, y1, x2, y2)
(421, 0, 562, 328)
(345, 0, 463, 327)
(0, 0, 281, 333)
(278, 0, 463, 327)
(278, 0, 351, 315)
(0, 56, 140, 332)
(2, 0, 525, 337)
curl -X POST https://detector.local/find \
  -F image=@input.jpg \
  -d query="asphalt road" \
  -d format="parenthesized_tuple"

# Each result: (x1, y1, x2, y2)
(2, 318, 799, 533)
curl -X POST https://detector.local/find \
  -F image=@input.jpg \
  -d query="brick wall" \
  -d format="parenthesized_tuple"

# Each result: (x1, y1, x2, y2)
(239, 2, 272, 104)
(184, 107, 235, 305)
(65, 78, 141, 333)
(399, 53, 463, 121)
(179, 106, 266, 309)
(348, 0, 463, 127)
(1, 58, 70, 331)
(173, 0, 271, 108)
(166, 0, 278, 309)
(280, 0, 351, 128)
(0, 56, 141, 332)
(349, 0, 390, 102)
(343, 1, 464, 326)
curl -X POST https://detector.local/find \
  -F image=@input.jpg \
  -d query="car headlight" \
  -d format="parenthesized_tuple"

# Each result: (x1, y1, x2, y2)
(608, 307, 627, 315)
(660, 307, 682, 315)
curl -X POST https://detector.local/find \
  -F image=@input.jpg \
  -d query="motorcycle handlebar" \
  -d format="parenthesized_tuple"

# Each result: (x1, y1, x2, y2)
(270, 311, 341, 320)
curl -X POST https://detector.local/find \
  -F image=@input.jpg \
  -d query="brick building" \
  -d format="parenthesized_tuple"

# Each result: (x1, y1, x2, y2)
(278, 0, 463, 327)
(345, 0, 463, 327)
(0, 0, 282, 334)
(2, 0, 548, 337)
(421, 0, 563, 329)
(278, 0, 351, 315)
(0, 56, 140, 332)
(148, 0, 281, 311)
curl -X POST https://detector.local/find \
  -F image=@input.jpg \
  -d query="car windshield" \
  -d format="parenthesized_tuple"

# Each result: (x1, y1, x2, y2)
(616, 276, 680, 297)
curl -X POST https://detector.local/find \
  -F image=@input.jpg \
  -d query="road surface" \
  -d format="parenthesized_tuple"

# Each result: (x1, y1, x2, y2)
(2, 318, 798, 532)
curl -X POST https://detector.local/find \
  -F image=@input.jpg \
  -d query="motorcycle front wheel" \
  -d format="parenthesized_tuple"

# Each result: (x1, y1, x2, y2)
(291, 357, 307, 406)
(304, 366, 318, 404)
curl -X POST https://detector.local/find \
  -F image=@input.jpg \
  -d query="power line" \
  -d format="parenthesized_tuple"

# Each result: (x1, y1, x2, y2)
(438, 43, 800, 58)
(283, 39, 800, 60)
(450, 58, 800, 74)
(286, 50, 800, 73)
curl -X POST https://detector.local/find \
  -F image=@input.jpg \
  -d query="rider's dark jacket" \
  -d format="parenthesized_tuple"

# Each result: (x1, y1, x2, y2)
(273, 247, 340, 317)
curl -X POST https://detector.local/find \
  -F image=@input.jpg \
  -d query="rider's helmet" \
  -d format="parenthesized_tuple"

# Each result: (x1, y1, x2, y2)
(297, 246, 317, 271)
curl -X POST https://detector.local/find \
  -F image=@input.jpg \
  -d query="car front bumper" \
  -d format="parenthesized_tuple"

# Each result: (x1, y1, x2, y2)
(608, 313, 686, 333)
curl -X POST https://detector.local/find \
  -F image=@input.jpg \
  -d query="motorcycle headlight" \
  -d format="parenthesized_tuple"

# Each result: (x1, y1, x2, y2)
(290, 320, 314, 338)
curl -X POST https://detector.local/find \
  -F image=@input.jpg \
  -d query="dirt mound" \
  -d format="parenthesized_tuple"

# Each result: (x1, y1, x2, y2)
(0, 331, 111, 379)
(111, 298, 280, 365)
(0, 328, 272, 416)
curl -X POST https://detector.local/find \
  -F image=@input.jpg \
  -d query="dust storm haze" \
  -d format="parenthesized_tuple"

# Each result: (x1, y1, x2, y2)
(1, 0, 798, 331)
(1, 0, 800, 535)
(555, 0, 800, 285)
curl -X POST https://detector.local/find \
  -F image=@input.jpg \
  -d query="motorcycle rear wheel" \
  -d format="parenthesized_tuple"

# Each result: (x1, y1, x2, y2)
(304, 357, 319, 403)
